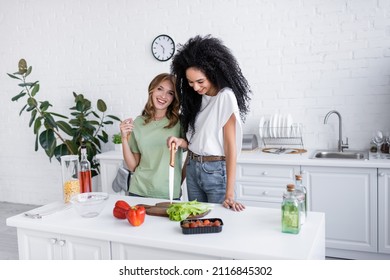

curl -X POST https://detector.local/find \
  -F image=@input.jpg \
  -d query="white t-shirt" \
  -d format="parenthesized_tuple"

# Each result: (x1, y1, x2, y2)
(187, 87, 242, 156)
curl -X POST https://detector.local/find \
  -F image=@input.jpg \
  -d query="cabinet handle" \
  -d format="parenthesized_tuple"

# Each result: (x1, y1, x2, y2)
(50, 238, 57, 245)
(262, 191, 269, 196)
(379, 172, 385, 177)
(58, 240, 66, 246)
(262, 171, 268, 176)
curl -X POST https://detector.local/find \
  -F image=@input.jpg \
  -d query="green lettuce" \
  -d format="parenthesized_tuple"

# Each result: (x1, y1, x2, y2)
(166, 200, 211, 221)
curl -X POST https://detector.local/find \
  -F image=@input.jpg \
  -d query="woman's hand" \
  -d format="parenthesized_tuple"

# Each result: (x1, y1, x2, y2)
(222, 198, 245, 212)
(167, 136, 188, 151)
(120, 118, 134, 141)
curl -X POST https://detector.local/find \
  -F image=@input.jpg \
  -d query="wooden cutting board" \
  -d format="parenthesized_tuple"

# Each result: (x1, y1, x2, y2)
(136, 202, 172, 217)
(136, 202, 211, 219)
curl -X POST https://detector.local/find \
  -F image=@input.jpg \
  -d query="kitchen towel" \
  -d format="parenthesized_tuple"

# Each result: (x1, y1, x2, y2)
(112, 166, 131, 193)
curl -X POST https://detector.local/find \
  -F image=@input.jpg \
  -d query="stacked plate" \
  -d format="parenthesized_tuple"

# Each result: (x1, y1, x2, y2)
(259, 114, 294, 138)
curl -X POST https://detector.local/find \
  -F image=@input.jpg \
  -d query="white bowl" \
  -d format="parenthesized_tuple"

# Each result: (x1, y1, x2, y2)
(70, 192, 109, 218)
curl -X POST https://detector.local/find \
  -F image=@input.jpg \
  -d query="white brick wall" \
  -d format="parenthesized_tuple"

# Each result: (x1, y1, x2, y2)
(1, 0, 389, 204)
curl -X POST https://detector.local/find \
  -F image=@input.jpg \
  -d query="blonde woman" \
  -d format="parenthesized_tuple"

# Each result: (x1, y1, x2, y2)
(120, 73, 183, 199)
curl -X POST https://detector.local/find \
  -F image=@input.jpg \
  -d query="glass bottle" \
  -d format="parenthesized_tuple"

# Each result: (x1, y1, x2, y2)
(282, 184, 300, 234)
(295, 174, 307, 223)
(61, 155, 80, 203)
(369, 139, 377, 153)
(282, 180, 305, 225)
(79, 142, 92, 193)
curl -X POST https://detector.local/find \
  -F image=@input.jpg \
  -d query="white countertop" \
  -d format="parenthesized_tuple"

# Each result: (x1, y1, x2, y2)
(7, 195, 325, 260)
(240, 149, 390, 168)
(97, 149, 390, 168)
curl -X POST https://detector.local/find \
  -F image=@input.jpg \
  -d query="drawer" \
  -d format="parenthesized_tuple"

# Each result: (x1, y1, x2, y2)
(236, 182, 285, 204)
(237, 164, 297, 181)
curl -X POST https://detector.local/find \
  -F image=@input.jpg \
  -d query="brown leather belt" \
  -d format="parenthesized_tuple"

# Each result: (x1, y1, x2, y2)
(188, 151, 225, 162)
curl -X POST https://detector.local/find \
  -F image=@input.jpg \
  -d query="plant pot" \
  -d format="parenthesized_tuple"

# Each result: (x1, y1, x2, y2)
(114, 144, 122, 152)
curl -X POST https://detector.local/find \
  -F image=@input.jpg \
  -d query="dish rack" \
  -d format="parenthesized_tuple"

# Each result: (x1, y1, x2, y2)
(259, 123, 304, 148)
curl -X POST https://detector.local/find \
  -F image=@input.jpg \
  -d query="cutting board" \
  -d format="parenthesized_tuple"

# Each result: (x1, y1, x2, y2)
(136, 202, 211, 219)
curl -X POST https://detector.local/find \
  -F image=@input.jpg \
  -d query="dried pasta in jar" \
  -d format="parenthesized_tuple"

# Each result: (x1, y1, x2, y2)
(63, 179, 80, 203)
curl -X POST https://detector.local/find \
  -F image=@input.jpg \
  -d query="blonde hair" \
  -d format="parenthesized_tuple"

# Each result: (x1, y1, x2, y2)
(141, 73, 179, 128)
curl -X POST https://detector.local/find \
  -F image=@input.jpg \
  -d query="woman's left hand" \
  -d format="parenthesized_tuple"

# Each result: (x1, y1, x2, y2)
(222, 198, 245, 211)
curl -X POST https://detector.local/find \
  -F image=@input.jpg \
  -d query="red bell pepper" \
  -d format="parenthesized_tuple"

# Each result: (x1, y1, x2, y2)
(113, 200, 131, 219)
(115, 200, 130, 210)
(113, 207, 127, 219)
(126, 205, 146, 226)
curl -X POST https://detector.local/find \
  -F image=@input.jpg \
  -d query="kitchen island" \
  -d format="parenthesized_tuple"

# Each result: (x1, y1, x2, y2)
(96, 149, 390, 260)
(7, 195, 325, 260)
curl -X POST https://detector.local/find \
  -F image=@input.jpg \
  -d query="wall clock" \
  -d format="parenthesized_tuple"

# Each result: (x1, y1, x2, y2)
(151, 34, 175, 62)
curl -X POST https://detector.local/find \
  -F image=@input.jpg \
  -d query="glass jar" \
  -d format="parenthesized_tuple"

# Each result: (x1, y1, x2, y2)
(282, 184, 301, 234)
(61, 155, 80, 203)
(295, 174, 307, 223)
(283, 180, 305, 225)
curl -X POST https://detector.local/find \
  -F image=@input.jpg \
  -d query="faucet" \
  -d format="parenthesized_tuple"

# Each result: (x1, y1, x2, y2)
(324, 110, 349, 152)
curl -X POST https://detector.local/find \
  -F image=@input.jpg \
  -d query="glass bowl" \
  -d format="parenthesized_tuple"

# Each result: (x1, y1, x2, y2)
(70, 192, 109, 218)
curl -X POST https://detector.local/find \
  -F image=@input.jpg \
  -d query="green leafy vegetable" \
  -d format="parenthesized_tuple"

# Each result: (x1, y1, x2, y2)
(166, 200, 211, 221)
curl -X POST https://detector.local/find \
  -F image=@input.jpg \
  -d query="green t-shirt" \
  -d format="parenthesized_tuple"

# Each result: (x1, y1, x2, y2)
(128, 116, 183, 199)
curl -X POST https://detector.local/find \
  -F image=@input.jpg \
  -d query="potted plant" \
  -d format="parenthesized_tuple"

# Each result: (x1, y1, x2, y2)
(112, 133, 122, 151)
(7, 59, 121, 177)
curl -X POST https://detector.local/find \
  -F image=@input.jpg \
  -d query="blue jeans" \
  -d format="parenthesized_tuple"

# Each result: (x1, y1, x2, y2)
(186, 158, 227, 203)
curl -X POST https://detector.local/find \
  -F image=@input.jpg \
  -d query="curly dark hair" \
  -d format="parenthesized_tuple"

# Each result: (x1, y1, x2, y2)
(170, 35, 251, 136)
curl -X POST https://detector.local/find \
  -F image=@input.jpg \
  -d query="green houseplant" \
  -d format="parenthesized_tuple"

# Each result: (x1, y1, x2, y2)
(112, 132, 123, 151)
(7, 59, 121, 177)
(112, 133, 122, 144)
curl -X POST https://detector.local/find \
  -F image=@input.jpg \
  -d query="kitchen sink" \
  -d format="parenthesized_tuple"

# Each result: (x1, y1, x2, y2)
(311, 150, 368, 160)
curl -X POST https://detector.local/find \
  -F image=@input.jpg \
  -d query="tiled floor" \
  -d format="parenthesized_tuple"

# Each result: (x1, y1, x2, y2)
(0, 202, 38, 260)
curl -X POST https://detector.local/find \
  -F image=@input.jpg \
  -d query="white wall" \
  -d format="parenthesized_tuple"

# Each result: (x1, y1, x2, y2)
(1, 0, 390, 204)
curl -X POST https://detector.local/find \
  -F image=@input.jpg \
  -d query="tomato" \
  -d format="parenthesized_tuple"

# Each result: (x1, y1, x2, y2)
(195, 220, 203, 227)
(213, 220, 221, 227)
(203, 219, 211, 226)
(189, 222, 197, 228)
(126, 205, 146, 226)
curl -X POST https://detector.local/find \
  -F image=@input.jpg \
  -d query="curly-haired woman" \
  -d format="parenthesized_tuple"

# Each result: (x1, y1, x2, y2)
(169, 35, 251, 211)
(120, 73, 183, 199)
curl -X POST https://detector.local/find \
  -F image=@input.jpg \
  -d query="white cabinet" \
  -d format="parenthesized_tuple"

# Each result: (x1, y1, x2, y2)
(379, 168, 390, 254)
(111, 242, 223, 260)
(302, 166, 378, 256)
(99, 158, 124, 195)
(236, 163, 300, 208)
(17, 228, 111, 260)
(96, 151, 125, 195)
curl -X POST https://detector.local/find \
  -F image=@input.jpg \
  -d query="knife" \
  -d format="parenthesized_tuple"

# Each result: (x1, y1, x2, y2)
(169, 142, 176, 204)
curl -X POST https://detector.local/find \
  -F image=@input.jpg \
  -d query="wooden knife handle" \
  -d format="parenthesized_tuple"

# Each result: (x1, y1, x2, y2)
(170, 142, 176, 167)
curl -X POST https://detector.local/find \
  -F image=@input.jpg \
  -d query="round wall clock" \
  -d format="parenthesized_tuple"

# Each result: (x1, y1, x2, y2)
(151, 34, 175, 62)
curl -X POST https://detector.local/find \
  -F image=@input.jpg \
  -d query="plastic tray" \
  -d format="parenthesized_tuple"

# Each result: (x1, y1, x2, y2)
(180, 218, 223, 234)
